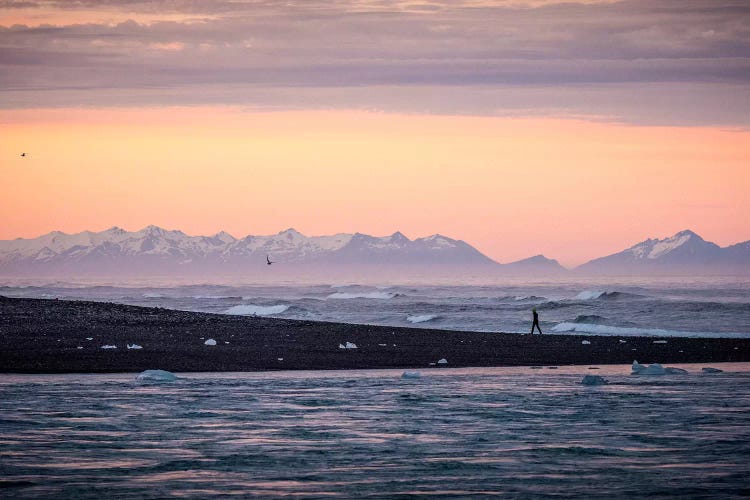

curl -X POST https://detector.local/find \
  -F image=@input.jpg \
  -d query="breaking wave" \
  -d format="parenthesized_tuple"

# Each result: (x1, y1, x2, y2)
(551, 322, 750, 338)
(224, 304, 290, 316)
(407, 314, 439, 324)
(327, 291, 398, 300)
(573, 290, 642, 301)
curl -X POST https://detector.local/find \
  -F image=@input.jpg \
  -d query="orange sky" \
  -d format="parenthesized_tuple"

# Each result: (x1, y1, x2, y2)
(2, 107, 749, 267)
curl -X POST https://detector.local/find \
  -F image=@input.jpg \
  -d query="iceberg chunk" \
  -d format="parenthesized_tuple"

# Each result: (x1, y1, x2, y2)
(127, 344, 143, 350)
(101, 345, 117, 349)
(437, 358, 448, 365)
(204, 338, 217, 346)
(136, 369, 177, 382)
(632, 360, 687, 375)
(401, 371, 422, 379)
(581, 375, 608, 385)
(581, 340, 591, 345)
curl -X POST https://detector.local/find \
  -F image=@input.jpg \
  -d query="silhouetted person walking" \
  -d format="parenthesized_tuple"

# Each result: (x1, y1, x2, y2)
(530, 307, 542, 334)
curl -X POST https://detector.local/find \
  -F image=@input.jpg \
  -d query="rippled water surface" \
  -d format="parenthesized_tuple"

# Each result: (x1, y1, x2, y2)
(2, 364, 750, 498)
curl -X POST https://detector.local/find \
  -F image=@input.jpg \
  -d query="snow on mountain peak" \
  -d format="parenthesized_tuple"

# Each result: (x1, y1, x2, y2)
(647, 232, 693, 259)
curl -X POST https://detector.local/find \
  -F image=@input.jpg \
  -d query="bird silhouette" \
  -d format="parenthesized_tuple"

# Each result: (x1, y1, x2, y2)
(20, 153, 26, 157)
(266, 255, 274, 265)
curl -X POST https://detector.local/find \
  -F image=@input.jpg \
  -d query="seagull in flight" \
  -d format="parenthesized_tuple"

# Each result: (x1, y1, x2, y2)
(20, 153, 27, 157)
(266, 255, 274, 266)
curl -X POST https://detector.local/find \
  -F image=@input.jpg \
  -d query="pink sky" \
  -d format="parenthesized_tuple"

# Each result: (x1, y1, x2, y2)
(2, 107, 748, 267)
(2, 1, 749, 267)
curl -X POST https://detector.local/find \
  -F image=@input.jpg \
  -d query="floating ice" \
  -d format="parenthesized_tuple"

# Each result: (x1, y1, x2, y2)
(631, 361, 665, 375)
(136, 369, 177, 382)
(632, 360, 688, 375)
(378, 343, 387, 346)
(402, 371, 422, 379)
(581, 340, 591, 345)
(581, 375, 608, 386)
(101, 345, 117, 349)
(619, 339, 627, 343)
(702, 367, 723, 373)
(277, 358, 284, 361)
(407, 314, 439, 324)
(437, 358, 448, 365)
(224, 304, 289, 316)
(127, 344, 143, 350)
(339, 343, 345, 349)
(86, 337, 93, 341)
(653, 340, 668, 344)
(204, 339, 217, 346)
(339, 342, 357, 349)
(665, 367, 688, 374)
(76, 346, 83, 349)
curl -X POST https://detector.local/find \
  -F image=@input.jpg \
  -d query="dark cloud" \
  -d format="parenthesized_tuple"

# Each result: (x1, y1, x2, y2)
(1, 0, 749, 125)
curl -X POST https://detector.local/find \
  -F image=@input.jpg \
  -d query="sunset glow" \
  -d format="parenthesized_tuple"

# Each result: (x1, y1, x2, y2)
(2, 0, 749, 267)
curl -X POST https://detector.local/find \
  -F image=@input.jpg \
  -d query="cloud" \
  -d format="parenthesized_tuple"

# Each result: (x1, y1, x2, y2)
(1, 0, 749, 125)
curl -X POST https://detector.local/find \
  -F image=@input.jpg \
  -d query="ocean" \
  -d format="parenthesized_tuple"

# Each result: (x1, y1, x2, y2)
(1, 277, 749, 337)
(1, 365, 749, 498)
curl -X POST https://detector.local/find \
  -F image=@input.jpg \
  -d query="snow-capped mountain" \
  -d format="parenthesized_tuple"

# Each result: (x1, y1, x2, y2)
(576, 230, 749, 275)
(0, 226, 498, 276)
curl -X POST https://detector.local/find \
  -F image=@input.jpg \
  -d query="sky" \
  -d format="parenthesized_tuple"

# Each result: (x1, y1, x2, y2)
(1, 0, 749, 267)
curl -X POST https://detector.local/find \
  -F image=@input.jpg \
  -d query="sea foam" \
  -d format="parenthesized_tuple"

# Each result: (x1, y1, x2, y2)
(551, 322, 750, 338)
(224, 304, 290, 316)
(407, 314, 439, 324)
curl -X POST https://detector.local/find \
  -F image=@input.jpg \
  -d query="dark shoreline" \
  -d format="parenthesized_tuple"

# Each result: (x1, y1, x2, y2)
(1, 296, 748, 373)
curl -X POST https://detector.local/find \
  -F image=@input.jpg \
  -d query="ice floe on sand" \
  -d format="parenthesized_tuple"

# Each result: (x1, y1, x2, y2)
(581, 375, 608, 385)
(224, 304, 289, 316)
(437, 358, 448, 365)
(136, 370, 177, 382)
(631, 361, 688, 375)
(401, 371, 422, 379)
(204, 338, 217, 346)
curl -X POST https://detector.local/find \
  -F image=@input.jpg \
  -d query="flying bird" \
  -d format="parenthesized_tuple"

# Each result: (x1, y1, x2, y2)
(266, 255, 274, 266)
(20, 153, 26, 157)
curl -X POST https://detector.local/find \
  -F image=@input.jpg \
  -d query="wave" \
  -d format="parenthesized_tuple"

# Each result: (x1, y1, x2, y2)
(573, 290, 643, 301)
(224, 304, 290, 316)
(327, 291, 398, 300)
(406, 314, 439, 324)
(512, 295, 547, 302)
(142, 293, 165, 298)
(193, 295, 242, 300)
(573, 314, 611, 324)
(551, 322, 750, 338)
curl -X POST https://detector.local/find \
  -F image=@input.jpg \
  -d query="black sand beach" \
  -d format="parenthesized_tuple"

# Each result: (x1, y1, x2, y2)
(1, 296, 748, 373)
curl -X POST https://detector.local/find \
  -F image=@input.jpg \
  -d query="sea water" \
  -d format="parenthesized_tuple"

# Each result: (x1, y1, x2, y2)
(1, 277, 749, 337)
(1, 364, 749, 498)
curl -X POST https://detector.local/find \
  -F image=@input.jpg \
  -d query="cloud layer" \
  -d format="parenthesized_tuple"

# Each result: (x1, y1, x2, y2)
(2, 0, 749, 125)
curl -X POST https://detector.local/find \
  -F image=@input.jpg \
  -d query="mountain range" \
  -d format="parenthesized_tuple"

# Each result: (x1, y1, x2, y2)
(0, 227, 747, 277)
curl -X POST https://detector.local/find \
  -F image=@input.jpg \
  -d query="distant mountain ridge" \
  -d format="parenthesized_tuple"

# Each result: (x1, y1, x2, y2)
(0, 226, 746, 276)
(0, 226, 505, 276)
(576, 229, 750, 275)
